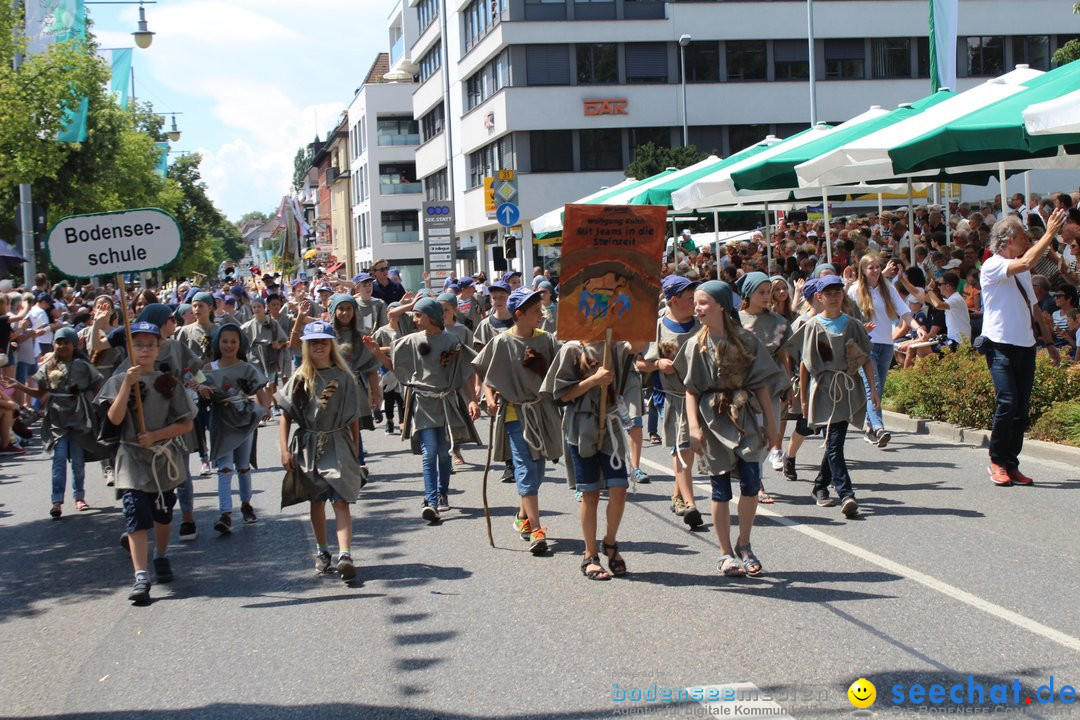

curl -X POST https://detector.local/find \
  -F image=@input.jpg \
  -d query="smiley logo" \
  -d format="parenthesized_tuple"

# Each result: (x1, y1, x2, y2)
(848, 678, 877, 708)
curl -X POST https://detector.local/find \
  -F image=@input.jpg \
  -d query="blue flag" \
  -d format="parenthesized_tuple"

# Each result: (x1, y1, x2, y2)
(25, 0, 89, 142)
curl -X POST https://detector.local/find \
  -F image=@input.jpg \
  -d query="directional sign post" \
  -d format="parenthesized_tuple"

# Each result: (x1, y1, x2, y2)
(422, 201, 456, 289)
(495, 202, 520, 228)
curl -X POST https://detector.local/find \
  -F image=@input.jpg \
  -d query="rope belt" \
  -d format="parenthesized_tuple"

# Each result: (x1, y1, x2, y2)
(818, 369, 858, 448)
(121, 439, 184, 511)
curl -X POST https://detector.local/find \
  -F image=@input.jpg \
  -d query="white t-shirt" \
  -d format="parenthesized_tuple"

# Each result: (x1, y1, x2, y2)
(848, 282, 909, 345)
(980, 253, 1036, 347)
(943, 291, 971, 343)
(27, 305, 51, 349)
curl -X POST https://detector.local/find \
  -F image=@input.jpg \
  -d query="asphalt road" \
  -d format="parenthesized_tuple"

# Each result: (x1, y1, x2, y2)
(1, 415, 1078, 720)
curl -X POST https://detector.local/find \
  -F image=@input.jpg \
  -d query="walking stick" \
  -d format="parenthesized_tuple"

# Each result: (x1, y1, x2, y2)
(116, 273, 146, 434)
(597, 328, 613, 438)
(480, 403, 496, 547)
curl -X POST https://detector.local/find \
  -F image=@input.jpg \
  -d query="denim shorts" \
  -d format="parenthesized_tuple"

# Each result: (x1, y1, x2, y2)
(568, 444, 628, 494)
(625, 416, 643, 429)
(122, 489, 177, 533)
(709, 460, 763, 502)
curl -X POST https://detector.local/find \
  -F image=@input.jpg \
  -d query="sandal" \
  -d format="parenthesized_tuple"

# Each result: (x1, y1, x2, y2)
(580, 554, 612, 581)
(452, 451, 466, 466)
(757, 490, 775, 504)
(49, 502, 62, 520)
(735, 543, 763, 576)
(718, 554, 745, 577)
(602, 540, 628, 576)
(75, 500, 90, 512)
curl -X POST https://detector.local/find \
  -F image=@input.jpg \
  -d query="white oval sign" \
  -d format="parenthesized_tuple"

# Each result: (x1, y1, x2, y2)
(47, 208, 182, 277)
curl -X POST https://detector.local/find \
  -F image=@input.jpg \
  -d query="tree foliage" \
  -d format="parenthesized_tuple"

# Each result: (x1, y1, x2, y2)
(292, 146, 309, 193)
(235, 210, 272, 229)
(160, 154, 244, 281)
(625, 143, 708, 180)
(1052, 3, 1080, 65)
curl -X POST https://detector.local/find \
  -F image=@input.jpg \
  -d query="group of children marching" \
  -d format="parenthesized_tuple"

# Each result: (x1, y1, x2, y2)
(23, 267, 879, 603)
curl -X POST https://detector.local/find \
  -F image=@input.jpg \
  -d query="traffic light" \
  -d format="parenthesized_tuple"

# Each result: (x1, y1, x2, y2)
(504, 234, 517, 259)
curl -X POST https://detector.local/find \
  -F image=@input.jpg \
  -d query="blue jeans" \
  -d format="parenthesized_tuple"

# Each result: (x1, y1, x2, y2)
(813, 421, 854, 501)
(417, 427, 451, 508)
(709, 459, 762, 502)
(861, 342, 893, 431)
(984, 341, 1036, 469)
(567, 444, 629, 494)
(215, 434, 254, 513)
(647, 374, 665, 436)
(50, 435, 85, 503)
(176, 462, 194, 516)
(505, 420, 545, 497)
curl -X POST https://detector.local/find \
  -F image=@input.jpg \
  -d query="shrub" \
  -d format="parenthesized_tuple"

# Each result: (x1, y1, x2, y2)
(1029, 400, 1080, 446)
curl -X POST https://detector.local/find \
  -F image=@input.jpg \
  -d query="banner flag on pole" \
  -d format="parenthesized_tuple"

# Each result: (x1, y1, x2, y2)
(154, 142, 169, 176)
(928, 0, 958, 93)
(25, 0, 89, 141)
(98, 48, 133, 108)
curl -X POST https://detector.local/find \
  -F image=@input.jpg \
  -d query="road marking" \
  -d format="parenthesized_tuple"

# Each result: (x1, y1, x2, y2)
(637, 457, 1080, 655)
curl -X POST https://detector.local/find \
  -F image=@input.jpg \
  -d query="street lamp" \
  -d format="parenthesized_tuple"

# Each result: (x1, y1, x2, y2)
(166, 113, 181, 142)
(86, 1, 157, 49)
(679, 34, 691, 147)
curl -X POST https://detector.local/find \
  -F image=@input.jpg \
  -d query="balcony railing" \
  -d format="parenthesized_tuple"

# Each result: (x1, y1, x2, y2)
(377, 133, 421, 146)
(380, 182, 423, 195)
(381, 229, 420, 243)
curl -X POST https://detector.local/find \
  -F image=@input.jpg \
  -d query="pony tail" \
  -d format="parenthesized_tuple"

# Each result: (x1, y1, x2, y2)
(696, 325, 710, 355)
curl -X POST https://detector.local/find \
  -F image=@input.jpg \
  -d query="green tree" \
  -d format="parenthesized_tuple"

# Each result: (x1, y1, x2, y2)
(625, 143, 708, 180)
(235, 210, 272, 229)
(292, 146, 309, 193)
(1052, 3, 1080, 65)
(164, 154, 244, 280)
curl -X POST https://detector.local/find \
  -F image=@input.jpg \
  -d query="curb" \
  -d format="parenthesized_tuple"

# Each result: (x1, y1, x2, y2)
(882, 410, 1080, 466)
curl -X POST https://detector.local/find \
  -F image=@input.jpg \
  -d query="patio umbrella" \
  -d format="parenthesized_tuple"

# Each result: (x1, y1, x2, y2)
(0, 239, 27, 277)
(529, 174, 668, 239)
(1024, 86, 1080, 135)
(626, 138, 782, 206)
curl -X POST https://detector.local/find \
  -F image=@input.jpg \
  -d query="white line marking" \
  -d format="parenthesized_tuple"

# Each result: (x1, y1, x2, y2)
(637, 457, 1080, 655)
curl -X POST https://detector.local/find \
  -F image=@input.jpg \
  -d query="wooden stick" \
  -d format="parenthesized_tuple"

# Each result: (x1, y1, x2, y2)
(480, 405, 496, 548)
(115, 273, 147, 435)
(597, 328, 613, 437)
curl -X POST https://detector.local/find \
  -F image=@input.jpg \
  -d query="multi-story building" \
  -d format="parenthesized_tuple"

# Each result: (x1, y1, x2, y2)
(326, 115, 353, 276)
(390, 0, 1077, 279)
(348, 53, 427, 290)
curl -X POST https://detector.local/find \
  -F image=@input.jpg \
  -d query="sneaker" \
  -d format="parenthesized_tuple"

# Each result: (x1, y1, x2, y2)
(13, 420, 32, 439)
(436, 493, 450, 512)
(315, 550, 333, 573)
(421, 504, 441, 523)
(272, 406, 282, 417)
(385, 425, 396, 435)
(200, 461, 213, 477)
(240, 503, 258, 524)
(0, 444, 26, 455)
(103, 467, 114, 487)
(632, 467, 651, 484)
(373, 411, 384, 424)
(153, 557, 174, 583)
(49, 502, 62, 519)
(768, 448, 785, 471)
(574, 490, 583, 503)
(529, 527, 548, 555)
(841, 496, 859, 517)
(336, 553, 356, 581)
(863, 428, 878, 445)
(1007, 468, 1034, 486)
(500, 463, 515, 483)
(128, 577, 151, 605)
(513, 513, 532, 541)
(875, 429, 892, 448)
(989, 463, 1013, 486)
(813, 489, 835, 507)
(683, 507, 704, 529)
(649, 433, 662, 446)
(178, 521, 197, 541)
(670, 496, 688, 516)
(213, 513, 232, 534)
(783, 456, 798, 482)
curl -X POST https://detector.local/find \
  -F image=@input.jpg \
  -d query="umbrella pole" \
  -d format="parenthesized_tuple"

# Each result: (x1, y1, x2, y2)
(998, 162, 1007, 206)
(763, 201, 771, 272)
(1024, 171, 1032, 225)
(822, 187, 832, 264)
(907, 178, 915, 267)
(945, 191, 952, 247)
(713, 210, 720, 261)
(877, 193, 884, 219)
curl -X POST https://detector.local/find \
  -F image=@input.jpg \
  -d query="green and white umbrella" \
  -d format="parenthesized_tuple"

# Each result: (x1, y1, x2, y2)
(1024, 86, 1080, 135)
(529, 176, 647, 239)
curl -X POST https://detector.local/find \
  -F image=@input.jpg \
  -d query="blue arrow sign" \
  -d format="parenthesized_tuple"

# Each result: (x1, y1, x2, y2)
(496, 202, 520, 228)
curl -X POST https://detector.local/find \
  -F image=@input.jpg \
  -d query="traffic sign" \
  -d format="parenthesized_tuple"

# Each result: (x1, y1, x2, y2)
(422, 201, 456, 289)
(496, 202, 520, 228)
(47, 207, 182, 277)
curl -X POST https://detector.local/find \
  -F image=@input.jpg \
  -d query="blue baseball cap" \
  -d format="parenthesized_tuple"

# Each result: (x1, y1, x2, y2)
(291, 279, 306, 289)
(300, 321, 336, 341)
(457, 277, 475, 289)
(507, 288, 542, 316)
(501, 270, 522, 283)
(488, 280, 512, 294)
(662, 275, 699, 299)
(817, 275, 844, 291)
(801, 278, 822, 302)
(353, 273, 374, 284)
(129, 321, 160, 337)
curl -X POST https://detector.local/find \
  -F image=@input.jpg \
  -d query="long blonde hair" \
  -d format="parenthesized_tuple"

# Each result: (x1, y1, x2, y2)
(294, 338, 351, 399)
(854, 252, 897, 322)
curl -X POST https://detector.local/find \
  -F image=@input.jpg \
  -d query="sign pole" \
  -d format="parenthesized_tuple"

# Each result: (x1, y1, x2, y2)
(597, 328, 613, 438)
(116, 273, 147, 434)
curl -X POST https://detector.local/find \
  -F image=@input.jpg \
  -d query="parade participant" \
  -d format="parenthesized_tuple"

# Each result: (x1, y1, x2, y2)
(196, 324, 272, 533)
(503, 270, 523, 291)
(473, 288, 562, 555)
(276, 321, 363, 581)
(9, 328, 103, 518)
(230, 286, 253, 323)
(372, 303, 406, 435)
(778, 279, 822, 482)
(472, 280, 515, 482)
(537, 280, 558, 336)
(353, 273, 389, 335)
(327, 293, 380, 479)
(95, 321, 196, 605)
(456, 277, 482, 330)
(542, 335, 634, 580)
(800, 275, 877, 518)
(242, 297, 288, 416)
(437, 292, 474, 466)
(175, 291, 217, 477)
(736, 272, 793, 500)
(391, 298, 481, 523)
(681, 280, 783, 576)
(637, 275, 704, 529)
(78, 295, 123, 486)
(212, 293, 240, 327)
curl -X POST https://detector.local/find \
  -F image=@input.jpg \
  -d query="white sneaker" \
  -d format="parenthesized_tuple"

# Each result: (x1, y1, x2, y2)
(768, 448, 784, 471)
(200, 461, 212, 476)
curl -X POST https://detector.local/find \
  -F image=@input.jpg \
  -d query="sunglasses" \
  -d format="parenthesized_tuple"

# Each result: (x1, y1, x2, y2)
(373, 266, 389, 272)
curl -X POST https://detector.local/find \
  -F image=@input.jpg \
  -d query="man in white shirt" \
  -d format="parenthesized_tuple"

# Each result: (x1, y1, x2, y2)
(924, 272, 971, 346)
(27, 291, 59, 357)
(979, 209, 1065, 486)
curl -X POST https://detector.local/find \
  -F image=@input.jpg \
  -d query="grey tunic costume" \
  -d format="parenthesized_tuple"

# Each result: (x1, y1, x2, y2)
(175, 321, 215, 367)
(242, 316, 287, 385)
(336, 326, 380, 428)
(356, 298, 388, 334)
(271, 313, 295, 381)
(275, 367, 364, 505)
(233, 304, 253, 324)
(94, 371, 196, 494)
(392, 330, 481, 453)
(78, 326, 124, 378)
(446, 322, 474, 349)
(780, 312, 813, 420)
(34, 358, 103, 453)
(473, 313, 514, 351)
(676, 328, 786, 474)
(203, 361, 267, 460)
(472, 329, 562, 462)
(739, 309, 793, 418)
(112, 338, 202, 454)
(642, 314, 701, 448)
(800, 315, 873, 429)
(540, 306, 558, 336)
(373, 325, 402, 394)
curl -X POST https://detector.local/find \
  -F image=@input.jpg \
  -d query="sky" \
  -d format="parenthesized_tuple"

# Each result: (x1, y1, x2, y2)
(92, 0, 397, 222)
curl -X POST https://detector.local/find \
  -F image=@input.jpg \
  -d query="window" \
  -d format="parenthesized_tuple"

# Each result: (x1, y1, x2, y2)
(729, 124, 769, 155)
(965, 36, 1004, 76)
(774, 40, 809, 80)
(580, 128, 622, 171)
(526, 45, 571, 85)
(353, 166, 368, 204)
(379, 163, 420, 195)
(871, 38, 911, 78)
(682, 41, 719, 83)
(464, 0, 507, 51)
(916, 36, 931, 78)
(423, 169, 449, 201)
(773, 123, 805, 139)
(420, 103, 444, 143)
(417, 0, 438, 32)
(576, 44, 618, 84)
(419, 42, 442, 83)
(524, 0, 566, 21)
(530, 130, 573, 172)
(688, 125, 723, 155)
(825, 39, 865, 80)
(377, 117, 419, 146)
(381, 210, 420, 244)
(629, 127, 670, 156)
(725, 40, 766, 81)
(465, 50, 510, 111)
(468, 136, 513, 189)
(625, 43, 668, 84)
(1013, 35, 1050, 70)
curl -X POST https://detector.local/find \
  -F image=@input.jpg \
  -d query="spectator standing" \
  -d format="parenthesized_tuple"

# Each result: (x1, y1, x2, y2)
(370, 259, 406, 304)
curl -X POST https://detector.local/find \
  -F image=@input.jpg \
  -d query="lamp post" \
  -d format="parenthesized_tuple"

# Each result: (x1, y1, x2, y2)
(806, 0, 817, 126)
(679, 34, 691, 146)
(85, 1, 158, 48)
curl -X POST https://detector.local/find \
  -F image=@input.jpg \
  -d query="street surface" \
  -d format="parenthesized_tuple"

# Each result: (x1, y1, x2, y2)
(1, 418, 1079, 719)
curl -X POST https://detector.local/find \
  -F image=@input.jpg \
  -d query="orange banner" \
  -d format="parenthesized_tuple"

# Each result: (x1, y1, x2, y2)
(557, 204, 666, 343)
